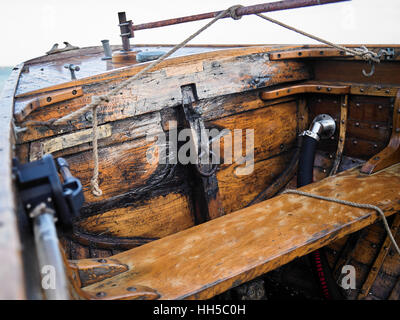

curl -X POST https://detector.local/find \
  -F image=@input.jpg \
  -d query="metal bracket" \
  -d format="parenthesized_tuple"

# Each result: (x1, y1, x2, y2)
(46, 42, 79, 55)
(64, 64, 80, 80)
(180, 84, 224, 222)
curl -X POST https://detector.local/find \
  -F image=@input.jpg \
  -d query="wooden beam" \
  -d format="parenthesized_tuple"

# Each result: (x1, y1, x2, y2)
(0, 64, 26, 299)
(358, 214, 400, 299)
(80, 164, 400, 300)
(14, 87, 83, 122)
(260, 82, 350, 100)
(269, 48, 346, 60)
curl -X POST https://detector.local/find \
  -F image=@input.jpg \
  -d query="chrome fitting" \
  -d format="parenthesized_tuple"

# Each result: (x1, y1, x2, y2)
(300, 114, 336, 141)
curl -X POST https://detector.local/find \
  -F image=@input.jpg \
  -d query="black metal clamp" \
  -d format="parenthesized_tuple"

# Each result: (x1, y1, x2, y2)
(13, 154, 84, 229)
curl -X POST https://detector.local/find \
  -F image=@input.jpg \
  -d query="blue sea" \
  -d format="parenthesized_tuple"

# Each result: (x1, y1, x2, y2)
(0, 67, 13, 93)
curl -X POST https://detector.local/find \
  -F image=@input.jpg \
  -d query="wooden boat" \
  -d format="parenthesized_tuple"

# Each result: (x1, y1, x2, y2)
(1, 1, 400, 300)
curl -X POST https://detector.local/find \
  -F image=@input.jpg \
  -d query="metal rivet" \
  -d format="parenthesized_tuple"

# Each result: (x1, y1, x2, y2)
(317, 86, 321, 91)
(127, 287, 137, 292)
(341, 120, 345, 124)
(386, 89, 390, 94)
(96, 292, 107, 298)
(72, 90, 77, 95)
(374, 144, 378, 148)
(375, 124, 379, 129)
(355, 122, 360, 127)
(327, 87, 332, 92)
(360, 88, 365, 93)
(26, 203, 31, 210)
(46, 97, 52, 103)
(378, 105, 383, 110)
(356, 103, 360, 107)
(373, 156, 380, 160)
(97, 259, 107, 263)
(353, 140, 358, 145)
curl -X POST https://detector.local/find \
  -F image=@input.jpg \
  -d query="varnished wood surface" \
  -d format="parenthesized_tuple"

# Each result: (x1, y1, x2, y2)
(81, 164, 400, 300)
(0, 64, 26, 299)
(361, 90, 400, 174)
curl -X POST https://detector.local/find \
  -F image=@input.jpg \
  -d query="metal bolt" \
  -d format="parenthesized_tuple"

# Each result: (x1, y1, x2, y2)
(96, 292, 107, 298)
(85, 112, 93, 122)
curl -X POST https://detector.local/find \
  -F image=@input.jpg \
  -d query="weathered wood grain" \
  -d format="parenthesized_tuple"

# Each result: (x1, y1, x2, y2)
(78, 193, 194, 239)
(16, 49, 310, 144)
(80, 164, 400, 300)
(0, 64, 26, 299)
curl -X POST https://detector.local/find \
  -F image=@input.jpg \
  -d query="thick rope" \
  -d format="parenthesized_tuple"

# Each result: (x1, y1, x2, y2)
(254, 13, 381, 63)
(281, 189, 400, 256)
(90, 105, 103, 196)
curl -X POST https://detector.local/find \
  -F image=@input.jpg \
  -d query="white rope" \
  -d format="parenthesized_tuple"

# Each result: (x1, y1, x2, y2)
(282, 189, 400, 256)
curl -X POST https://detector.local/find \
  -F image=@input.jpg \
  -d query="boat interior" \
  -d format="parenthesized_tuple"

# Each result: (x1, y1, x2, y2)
(1, 4, 400, 301)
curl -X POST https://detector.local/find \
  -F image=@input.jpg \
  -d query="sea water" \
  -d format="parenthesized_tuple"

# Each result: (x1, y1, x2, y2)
(0, 67, 12, 93)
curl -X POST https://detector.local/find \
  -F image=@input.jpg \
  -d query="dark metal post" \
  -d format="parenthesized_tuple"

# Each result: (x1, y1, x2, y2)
(118, 12, 132, 51)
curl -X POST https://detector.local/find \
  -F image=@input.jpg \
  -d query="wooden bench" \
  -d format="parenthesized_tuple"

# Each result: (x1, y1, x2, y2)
(75, 164, 400, 300)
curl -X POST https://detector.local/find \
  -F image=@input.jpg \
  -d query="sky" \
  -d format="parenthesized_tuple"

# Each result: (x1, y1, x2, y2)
(0, 0, 399, 66)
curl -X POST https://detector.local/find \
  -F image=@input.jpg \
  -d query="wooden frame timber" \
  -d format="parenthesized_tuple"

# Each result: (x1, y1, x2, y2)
(361, 90, 400, 174)
(260, 81, 351, 100)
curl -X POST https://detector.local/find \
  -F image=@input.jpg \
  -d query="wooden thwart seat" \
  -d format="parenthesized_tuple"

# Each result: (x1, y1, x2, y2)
(78, 164, 400, 300)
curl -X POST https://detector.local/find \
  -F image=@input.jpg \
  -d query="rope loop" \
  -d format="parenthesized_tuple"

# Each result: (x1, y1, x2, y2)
(228, 5, 244, 20)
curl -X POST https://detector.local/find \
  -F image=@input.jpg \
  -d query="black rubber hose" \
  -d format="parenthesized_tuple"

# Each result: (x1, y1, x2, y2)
(297, 135, 343, 300)
(297, 135, 318, 188)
